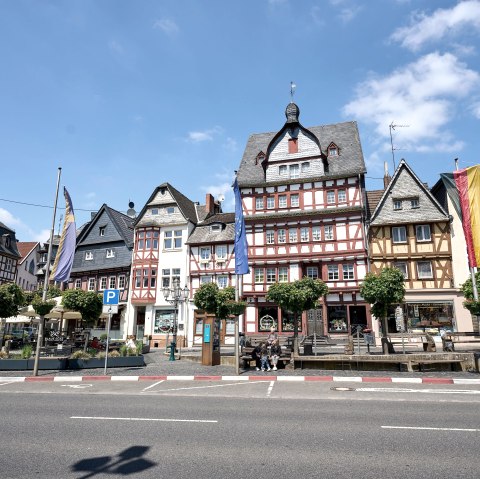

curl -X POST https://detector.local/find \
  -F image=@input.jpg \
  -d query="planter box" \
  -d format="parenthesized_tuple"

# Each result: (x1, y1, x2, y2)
(67, 355, 144, 369)
(0, 359, 30, 370)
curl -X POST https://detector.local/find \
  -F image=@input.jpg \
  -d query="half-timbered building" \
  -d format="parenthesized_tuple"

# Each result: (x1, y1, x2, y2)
(68, 204, 134, 338)
(187, 212, 235, 345)
(367, 160, 470, 333)
(0, 222, 20, 285)
(235, 102, 370, 338)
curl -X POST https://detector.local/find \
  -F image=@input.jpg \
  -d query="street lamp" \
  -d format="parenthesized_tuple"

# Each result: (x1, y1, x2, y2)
(162, 278, 189, 361)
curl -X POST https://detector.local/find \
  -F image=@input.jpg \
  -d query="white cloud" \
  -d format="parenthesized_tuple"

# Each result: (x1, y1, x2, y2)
(343, 52, 480, 151)
(471, 101, 480, 118)
(328, 0, 362, 24)
(187, 126, 223, 143)
(0, 208, 22, 228)
(391, 0, 480, 51)
(153, 18, 179, 35)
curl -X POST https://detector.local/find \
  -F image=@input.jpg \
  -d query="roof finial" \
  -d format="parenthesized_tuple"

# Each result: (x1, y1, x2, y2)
(290, 81, 296, 102)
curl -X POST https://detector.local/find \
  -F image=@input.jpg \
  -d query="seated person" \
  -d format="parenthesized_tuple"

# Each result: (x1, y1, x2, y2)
(90, 337, 102, 350)
(270, 339, 282, 371)
(266, 327, 278, 347)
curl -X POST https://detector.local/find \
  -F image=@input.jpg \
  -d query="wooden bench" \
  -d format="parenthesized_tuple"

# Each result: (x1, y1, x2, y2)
(444, 332, 480, 350)
(240, 346, 292, 369)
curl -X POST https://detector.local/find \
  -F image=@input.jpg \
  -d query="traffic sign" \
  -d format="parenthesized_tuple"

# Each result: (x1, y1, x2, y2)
(103, 289, 120, 305)
(103, 305, 118, 314)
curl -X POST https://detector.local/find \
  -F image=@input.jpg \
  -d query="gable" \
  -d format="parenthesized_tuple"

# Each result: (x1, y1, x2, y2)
(79, 210, 124, 246)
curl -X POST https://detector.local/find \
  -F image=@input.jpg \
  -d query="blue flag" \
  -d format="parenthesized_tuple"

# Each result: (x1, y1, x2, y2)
(233, 178, 249, 274)
(50, 187, 76, 283)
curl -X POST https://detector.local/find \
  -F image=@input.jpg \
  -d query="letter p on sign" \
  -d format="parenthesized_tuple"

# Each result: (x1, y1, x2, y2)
(103, 289, 120, 305)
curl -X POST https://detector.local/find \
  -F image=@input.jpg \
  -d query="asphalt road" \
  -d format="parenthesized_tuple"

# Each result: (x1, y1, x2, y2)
(1, 380, 479, 478)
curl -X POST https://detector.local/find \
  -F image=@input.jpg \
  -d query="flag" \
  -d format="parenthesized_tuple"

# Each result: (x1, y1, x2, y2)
(50, 187, 76, 282)
(453, 165, 480, 268)
(233, 178, 249, 275)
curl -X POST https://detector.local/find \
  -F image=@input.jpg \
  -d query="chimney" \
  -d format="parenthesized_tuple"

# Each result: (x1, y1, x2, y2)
(383, 162, 391, 190)
(205, 194, 215, 215)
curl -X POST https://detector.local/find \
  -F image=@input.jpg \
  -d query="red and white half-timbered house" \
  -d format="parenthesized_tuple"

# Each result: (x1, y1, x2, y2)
(235, 102, 371, 338)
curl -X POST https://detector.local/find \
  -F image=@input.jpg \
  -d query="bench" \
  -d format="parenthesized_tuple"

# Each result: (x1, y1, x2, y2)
(240, 346, 292, 369)
(444, 332, 480, 350)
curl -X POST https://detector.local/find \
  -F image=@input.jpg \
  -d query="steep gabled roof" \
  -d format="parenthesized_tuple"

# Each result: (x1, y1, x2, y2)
(369, 159, 448, 225)
(16, 242, 39, 263)
(186, 213, 235, 245)
(365, 190, 384, 219)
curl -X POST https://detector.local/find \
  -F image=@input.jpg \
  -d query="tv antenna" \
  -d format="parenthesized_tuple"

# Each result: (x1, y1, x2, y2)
(57, 214, 63, 236)
(389, 121, 409, 170)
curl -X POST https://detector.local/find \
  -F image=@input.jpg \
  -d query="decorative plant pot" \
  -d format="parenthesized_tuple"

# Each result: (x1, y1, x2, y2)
(0, 359, 30, 370)
(67, 356, 144, 369)
(27, 358, 68, 370)
(67, 358, 105, 369)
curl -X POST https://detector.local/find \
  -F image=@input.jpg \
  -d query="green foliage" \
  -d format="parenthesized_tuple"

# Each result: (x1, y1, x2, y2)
(119, 344, 128, 357)
(460, 272, 480, 314)
(135, 340, 143, 355)
(0, 283, 26, 319)
(21, 344, 33, 359)
(24, 286, 63, 306)
(266, 277, 329, 315)
(62, 289, 103, 326)
(109, 350, 121, 358)
(193, 284, 236, 319)
(32, 296, 56, 316)
(70, 350, 93, 359)
(99, 333, 108, 341)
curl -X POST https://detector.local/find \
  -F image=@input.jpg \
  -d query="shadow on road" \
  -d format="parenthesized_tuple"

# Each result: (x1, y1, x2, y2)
(71, 445, 156, 478)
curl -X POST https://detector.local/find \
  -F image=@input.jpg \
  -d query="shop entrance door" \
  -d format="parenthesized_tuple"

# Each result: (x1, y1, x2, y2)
(349, 306, 367, 333)
(307, 308, 323, 336)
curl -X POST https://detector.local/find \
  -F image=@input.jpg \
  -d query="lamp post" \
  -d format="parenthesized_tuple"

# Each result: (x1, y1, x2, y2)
(162, 278, 189, 361)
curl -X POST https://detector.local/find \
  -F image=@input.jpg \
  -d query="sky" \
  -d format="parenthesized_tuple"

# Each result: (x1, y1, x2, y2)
(1, 0, 480, 243)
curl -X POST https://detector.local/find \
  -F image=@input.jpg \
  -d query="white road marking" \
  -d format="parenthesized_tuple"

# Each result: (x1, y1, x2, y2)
(71, 416, 217, 423)
(382, 426, 480, 432)
(357, 387, 480, 395)
(266, 381, 274, 397)
(61, 384, 93, 389)
(150, 381, 269, 393)
(141, 380, 165, 391)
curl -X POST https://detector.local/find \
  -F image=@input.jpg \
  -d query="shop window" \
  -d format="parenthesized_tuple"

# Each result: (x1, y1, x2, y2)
(328, 305, 348, 333)
(281, 309, 300, 332)
(154, 309, 175, 334)
(258, 307, 278, 332)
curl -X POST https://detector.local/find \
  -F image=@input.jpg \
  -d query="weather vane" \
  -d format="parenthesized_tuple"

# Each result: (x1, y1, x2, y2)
(290, 81, 296, 102)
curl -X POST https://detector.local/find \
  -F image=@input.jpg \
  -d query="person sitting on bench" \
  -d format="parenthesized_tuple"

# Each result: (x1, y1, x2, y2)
(270, 339, 282, 371)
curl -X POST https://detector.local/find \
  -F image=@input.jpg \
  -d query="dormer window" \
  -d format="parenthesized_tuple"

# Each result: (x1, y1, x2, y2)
(393, 200, 403, 210)
(255, 151, 266, 165)
(85, 251, 93, 261)
(288, 138, 298, 154)
(327, 143, 339, 156)
(99, 226, 106, 236)
(410, 198, 419, 209)
(210, 224, 221, 232)
(106, 249, 115, 258)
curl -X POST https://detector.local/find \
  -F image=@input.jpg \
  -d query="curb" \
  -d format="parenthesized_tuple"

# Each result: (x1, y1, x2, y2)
(3, 375, 480, 384)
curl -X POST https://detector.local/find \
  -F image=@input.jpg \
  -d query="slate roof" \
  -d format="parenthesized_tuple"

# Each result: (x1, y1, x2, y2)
(0, 222, 20, 258)
(236, 107, 366, 187)
(186, 213, 235, 245)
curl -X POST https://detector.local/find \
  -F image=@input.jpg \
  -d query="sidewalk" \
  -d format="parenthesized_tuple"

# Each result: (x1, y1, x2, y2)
(0, 347, 479, 382)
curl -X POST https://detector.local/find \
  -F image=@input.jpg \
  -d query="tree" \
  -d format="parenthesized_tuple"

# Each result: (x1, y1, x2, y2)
(0, 283, 25, 347)
(266, 277, 329, 354)
(62, 289, 103, 327)
(460, 272, 480, 315)
(193, 284, 245, 319)
(360, 268, 405, 353)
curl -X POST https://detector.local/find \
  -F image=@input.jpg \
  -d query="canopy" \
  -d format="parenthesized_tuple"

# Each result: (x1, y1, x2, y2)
(1, 315, 40, 324)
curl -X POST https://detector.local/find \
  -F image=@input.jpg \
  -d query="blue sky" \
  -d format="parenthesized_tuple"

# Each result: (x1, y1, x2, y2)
(1, 0, 480, 242)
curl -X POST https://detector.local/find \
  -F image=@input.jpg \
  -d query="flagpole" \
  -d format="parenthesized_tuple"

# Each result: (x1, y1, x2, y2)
(33, 167, 62, 376)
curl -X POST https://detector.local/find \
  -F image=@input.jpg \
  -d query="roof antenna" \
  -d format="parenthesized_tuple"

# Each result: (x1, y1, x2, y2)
(290, 81, 296, 102)
(389, 121, 409, 171)
(57, 214, 63, 236)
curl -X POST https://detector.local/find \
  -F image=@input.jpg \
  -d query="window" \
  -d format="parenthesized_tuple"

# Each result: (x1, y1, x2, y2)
(100, 277, 107, 290)
(301, 162, 310, 173)
(254, 268, 264, 283)
(164, 230, 182, 249)
(312, 226, 321, 241)
(211, 224, 221, 232)
(326, 191, 335, 204)
(291, 194, 299, 207)
(342, 264, 354, 280)
(266, 230, 275, 244)
(267, 197, 275, 209)
(137, 230, 159, 250)
(328, 147, 338, 156)
(85, 251, 93, 261)
(394, 262, 408, 279)
(118, 275, 126, 289)
(217, 276, 228, 289)
(289, 164, 299, 179)
(324, 225, 333, 240)
(154, 310, 175, 334)
(161, 268, 180, 288)
(151, 208, 159, 215)
(392, 226, 407, 243)
(216, 245, 227, 260)
(300, 227, 309, 242)
(279, 165, 287, 176)
(256, 197, 264, 210)
(417, 261, 433, 279)
(288, 138, 298, 153)
(106, 249, 115, 258)
(109, 277, 116, 289)
(278, 267, 288, 282)
(266, 267, 276, 283)
(328, 265, 339, 281)
(99, 226, 105, 236)
(416, 224, 431, 242)
(393, 200, 403, 210)
(88, 278, 96, 291)
(289, 228, 297, 243)
(200, 275, 212, 284)
(411, 198, 419, 208)
(200, 247, 211, 261)
(279, 195, 287, 208)
(338, 190, 346, 203)
(278, 229, 286, 243)
(166, 206, 175, 215)
(75, 279, 81, 289)
(306, 266, 318, 279)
